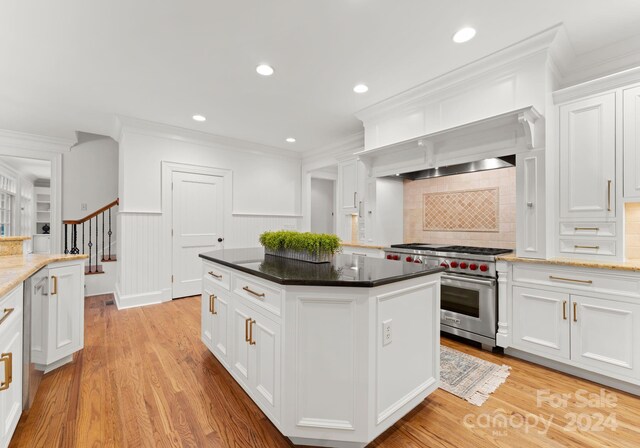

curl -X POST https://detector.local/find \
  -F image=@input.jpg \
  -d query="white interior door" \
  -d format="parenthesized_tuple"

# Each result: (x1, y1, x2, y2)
(172, 171, 224, 298)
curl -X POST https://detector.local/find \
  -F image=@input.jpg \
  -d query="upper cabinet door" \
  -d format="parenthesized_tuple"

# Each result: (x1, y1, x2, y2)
(559, 93, 616, 219)
(47, 264, 84, 364)
(340, 160, 358, 211)
(624, 86, 640, 198)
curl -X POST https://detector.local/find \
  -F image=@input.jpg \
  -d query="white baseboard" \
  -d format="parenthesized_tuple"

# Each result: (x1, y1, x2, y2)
(114, 284, 171, 310)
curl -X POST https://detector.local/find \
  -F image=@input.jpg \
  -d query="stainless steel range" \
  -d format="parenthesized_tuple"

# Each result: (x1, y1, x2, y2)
(384, 244, 512, 349)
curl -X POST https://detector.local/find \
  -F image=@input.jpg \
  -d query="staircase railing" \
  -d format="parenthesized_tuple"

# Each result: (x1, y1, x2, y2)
(63, 198, 119, 273)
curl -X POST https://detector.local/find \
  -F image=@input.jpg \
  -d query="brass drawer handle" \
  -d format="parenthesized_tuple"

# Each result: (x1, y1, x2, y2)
(0, 352, 12, 391)
(243, 286, 265, 298)
(209, 294, 217, 314)
(549, 275, 593, 285)
(0, 308, 14, 326)
(208, 271, 223, 280)
(574, 245, 600, 250)
(607, 180, 612, 212)
(562, 301, 567, 320)
(51, 275, 58, 295)
(573, 302, 578, 322)
(249, 319, 256, 345)
(245, 318, 251, 342)
(574, 227, 599, 231)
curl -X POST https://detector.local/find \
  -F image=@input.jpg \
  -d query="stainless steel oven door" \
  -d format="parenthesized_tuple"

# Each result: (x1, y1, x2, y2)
(440, 274, 496, 338)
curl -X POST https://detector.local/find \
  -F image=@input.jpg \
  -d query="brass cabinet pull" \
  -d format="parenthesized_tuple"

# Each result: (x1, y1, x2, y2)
(0, 352, 12, 391)
(243, 286, 265, 298)
(562, 301, 567, 320)
(249, 319, 256, 345)
(208, 271, 222, 280)
(245, 318, 251, 342)
(607, 180, 612, 212)
(574, 227, 599, 231)
(210, 294, 217, 315)
(574, 245, 600, 250)
(51, 275, 58, 295)
(0, 308, 14, 326)
(549, 275, 593, 285)
(573, 302, 578, 322)
(353, 192, 357, 208)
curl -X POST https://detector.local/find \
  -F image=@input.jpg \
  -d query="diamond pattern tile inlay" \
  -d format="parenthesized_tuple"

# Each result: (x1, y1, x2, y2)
(423, 188, 499, 232)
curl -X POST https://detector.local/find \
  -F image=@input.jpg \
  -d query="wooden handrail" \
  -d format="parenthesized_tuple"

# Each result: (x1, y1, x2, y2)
(63, 198, 119, 225)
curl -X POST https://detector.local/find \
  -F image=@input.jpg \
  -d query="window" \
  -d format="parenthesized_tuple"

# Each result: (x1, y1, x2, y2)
(0, 174, 16, 236)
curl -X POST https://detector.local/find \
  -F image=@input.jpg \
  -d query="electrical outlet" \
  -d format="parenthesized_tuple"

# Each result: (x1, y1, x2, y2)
(382, 319, 392, 346)
(81, 203, 87, 211)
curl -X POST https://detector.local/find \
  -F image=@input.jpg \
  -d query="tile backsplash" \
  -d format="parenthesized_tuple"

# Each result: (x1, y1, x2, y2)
(625, 203, 640, 259)
(404, 167, 516, 249)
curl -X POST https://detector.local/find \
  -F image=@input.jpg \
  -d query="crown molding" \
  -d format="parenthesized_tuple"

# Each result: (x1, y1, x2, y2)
(302, 131, 364, 169)
(355, 24, 563, 123)
(0, 129, 74, 153)
(112, 116, 303, 161)
(553, 65, 640, 105)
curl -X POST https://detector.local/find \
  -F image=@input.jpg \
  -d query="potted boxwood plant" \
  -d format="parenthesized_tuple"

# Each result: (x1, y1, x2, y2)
(259, 230, 341, 263)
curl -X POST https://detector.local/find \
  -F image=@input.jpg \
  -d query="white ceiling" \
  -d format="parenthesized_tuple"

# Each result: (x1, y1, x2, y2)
(0, 156, 51, 180)
(1, 0, 640, 152)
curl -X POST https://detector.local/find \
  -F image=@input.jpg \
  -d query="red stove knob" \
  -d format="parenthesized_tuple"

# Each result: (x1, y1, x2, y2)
(440, 262, 449, 268)
(450, 261, 459, 268)
(406, 256, 413, 262)
(480, 264, 489, 272)
(387, 255, 393, 260)
(469, 263, 478, 271)
(393, 255, 400, 261)
(414, 259, 422, 264)
(459, 262, 468, 269)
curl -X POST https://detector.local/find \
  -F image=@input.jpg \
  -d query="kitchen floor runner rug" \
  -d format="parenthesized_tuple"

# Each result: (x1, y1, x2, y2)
(440, 345, 511, 406)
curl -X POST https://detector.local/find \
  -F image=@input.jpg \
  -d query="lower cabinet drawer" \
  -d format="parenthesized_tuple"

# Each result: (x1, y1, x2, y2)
(233, 274, 282, 317)
(203, 262, 231, 291)
(0, 285, 23, 327)
(512, 264, 640, 298)
(559, 222, 616, 237)
(558, 238, 616, 256)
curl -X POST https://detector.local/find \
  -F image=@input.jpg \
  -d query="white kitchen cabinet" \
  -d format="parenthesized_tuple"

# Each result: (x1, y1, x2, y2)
(559, 92, 616, 219)
(512, 286, 570, 360)
(339, 159, 359, 212)
(201, 280, 230, 366)
(33, 263, 84, 370)
(624, 85, 640, 198)
(516, 149, 546, 259)
(571, 294, 640, 381)
(0, 285, 23, 448)
(508, 263, 640, 386)
(231, 300, 281, 421)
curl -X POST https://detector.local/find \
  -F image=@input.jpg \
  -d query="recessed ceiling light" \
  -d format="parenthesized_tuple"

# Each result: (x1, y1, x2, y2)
(192, 114, 206, 122)
(286, 137, 296, 143)
(353, 84, 369, 93)
(452, 27, 476, 43)
(256, 64, 275, 76)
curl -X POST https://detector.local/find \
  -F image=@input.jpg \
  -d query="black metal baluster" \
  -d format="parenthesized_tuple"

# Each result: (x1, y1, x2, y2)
(64, 224, 68, 254)
(102, 212, 105, 262)
(82, 222, 85, 254)
(95, 216, 98, 272)
(108, 207, 112, 261)
(88, 218, 92, 272)
(70, 224, 79, 254)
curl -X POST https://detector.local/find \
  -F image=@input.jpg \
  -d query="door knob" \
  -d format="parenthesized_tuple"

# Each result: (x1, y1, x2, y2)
(218, 238, 224, 243)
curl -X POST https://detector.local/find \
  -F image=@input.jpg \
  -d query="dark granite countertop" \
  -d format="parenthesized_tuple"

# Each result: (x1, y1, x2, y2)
(199, 248, 444, 287)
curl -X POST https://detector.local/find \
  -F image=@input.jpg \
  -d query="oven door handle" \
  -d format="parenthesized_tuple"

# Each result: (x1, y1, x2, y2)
(441, 274, 496, 287)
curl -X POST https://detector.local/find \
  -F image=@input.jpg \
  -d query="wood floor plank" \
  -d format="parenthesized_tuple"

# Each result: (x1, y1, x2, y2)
(9, 294, 640, 447)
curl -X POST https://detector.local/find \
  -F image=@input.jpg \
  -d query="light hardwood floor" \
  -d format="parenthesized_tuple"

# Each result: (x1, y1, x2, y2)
(10, 294, 640, 447)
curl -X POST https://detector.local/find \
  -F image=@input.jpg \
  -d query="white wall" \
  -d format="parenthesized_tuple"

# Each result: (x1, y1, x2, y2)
(62, 134, 118, 220)
(310, 178, 334, 234)
(115, 125, 302, 309)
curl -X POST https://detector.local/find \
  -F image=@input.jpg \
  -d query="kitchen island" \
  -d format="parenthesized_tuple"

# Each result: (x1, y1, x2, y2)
(199, 248, 443, 448)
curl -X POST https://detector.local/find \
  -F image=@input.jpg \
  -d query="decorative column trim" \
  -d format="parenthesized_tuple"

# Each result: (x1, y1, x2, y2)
(496, 260, 511, 348)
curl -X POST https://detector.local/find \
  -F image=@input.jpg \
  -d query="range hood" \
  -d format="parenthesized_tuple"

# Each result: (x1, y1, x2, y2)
(392, 155, 515, 181)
